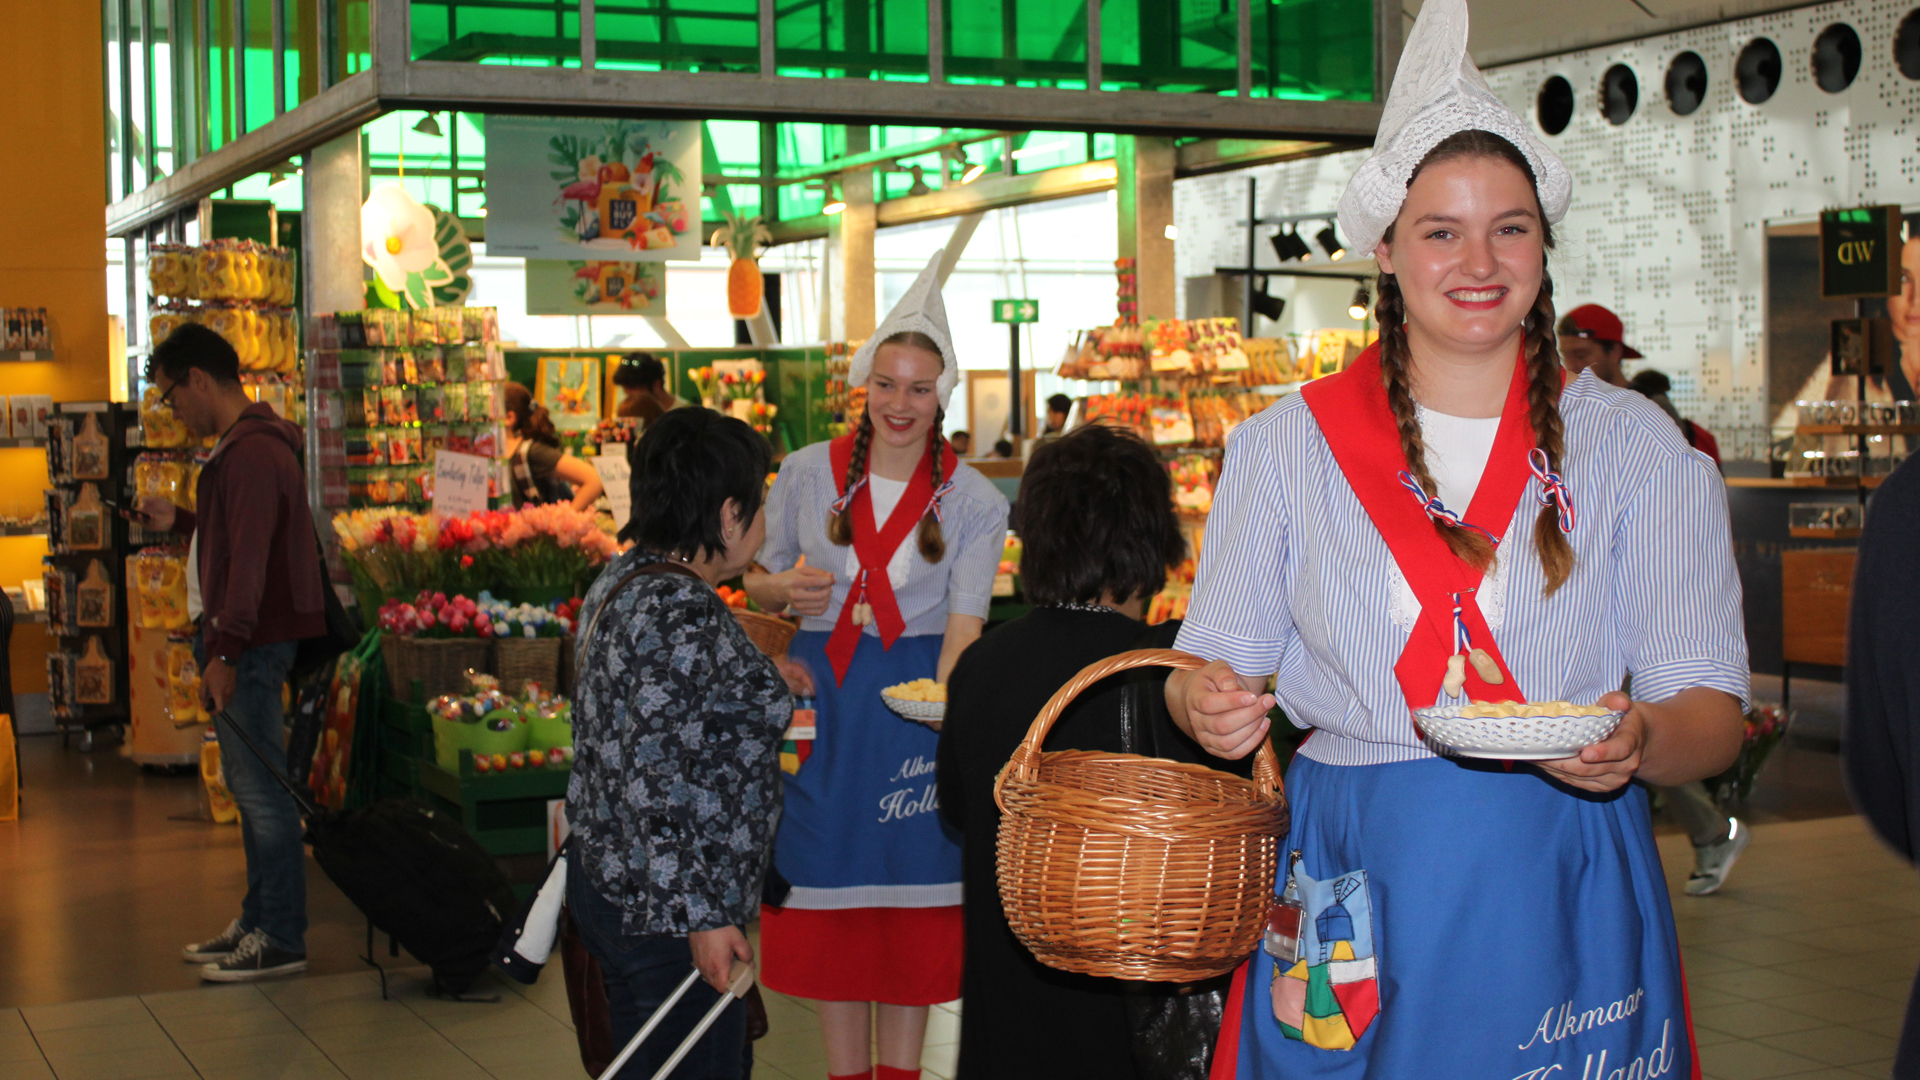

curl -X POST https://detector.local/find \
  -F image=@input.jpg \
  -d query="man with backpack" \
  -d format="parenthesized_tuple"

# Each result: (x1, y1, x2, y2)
(139, 323, 328, 981)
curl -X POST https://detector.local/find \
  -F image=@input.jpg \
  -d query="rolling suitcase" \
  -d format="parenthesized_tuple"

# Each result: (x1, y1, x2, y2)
(215, 708, 518, 996)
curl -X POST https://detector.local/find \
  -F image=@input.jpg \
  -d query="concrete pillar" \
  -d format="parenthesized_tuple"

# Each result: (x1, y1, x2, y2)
(1116, 135, 1177, 320)
(301, 132, 367, 317)
(835, 126, 877, 341)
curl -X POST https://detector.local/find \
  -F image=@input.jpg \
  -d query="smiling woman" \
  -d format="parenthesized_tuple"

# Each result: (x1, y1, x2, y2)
(1161, 1, 1750, 1076)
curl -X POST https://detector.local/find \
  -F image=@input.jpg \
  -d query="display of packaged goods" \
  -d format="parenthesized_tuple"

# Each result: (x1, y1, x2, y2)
(149, 302, 297, 373)
(1, 307, 51, 351)
(308, 306, 501, 350)
(139, 385, 193, 448)
(166, 640, 205, 726)
(130, 547, 192, 631)
(148, 240, 295, 305)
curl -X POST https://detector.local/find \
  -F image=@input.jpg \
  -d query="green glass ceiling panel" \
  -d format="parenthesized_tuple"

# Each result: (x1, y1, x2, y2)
(945, 0, 1087, 88)
(412, 0, 581, 64)
(1251, 0, 1371, 101)
(775, 0, 927, 79)
(596, 0, 760, 72)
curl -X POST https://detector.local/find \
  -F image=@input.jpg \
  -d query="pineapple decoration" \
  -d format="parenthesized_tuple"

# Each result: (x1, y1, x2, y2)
(712, 212, 774, 319)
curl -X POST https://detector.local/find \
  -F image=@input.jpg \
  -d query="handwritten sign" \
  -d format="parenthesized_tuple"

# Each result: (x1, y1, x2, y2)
(433, 450, 493, 517)
(591, 452, 632, 530)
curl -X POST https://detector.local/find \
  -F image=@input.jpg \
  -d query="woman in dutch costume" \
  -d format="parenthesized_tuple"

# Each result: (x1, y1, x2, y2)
(1164, 3, 1750, 1077)
(745, 252, 1010, 1080)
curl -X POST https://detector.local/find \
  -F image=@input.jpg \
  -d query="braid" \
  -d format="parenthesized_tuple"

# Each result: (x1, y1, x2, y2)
(1523, 272, 1575, 595)
(826, 411, 873, 546)
(917, 407, 948, 562)
(1376, 273, 1496, 572)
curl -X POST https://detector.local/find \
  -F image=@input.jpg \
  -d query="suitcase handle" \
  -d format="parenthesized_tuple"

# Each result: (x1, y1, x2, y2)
(213, 709, 322, 819)
(601, 960, 754, 1080)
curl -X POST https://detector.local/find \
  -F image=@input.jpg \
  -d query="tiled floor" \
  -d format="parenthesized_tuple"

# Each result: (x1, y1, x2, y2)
(1, 813, 1906, 1080)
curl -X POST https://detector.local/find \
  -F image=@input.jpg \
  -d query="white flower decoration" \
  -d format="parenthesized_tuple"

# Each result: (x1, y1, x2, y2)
(360, 183, 439, 291)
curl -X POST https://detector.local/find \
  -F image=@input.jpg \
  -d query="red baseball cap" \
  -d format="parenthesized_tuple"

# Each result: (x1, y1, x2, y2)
(1560, 304, 1643, 359)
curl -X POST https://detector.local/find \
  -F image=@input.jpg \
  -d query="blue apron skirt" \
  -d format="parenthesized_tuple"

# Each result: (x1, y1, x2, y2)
(1215, 750, 1697, 1080)
(759, 629, 963, 1004)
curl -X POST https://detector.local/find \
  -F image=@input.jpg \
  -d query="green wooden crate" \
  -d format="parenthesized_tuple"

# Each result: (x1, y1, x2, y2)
(417, 751, 572, 858)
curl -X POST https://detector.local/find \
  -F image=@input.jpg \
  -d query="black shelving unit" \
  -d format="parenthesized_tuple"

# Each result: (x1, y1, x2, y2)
(44, 402, 137, 751)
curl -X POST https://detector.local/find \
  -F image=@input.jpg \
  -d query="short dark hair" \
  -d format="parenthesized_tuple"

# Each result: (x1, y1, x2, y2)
(614, 353, 665, 391)
(1628, 369, 1672, 396)
(627, 407, 771, 558)
(951, 430, 971, 442)
(1046, 393, 1073, 416)
(993, 439, 1014, 458)
(1015, 425, 1185, 606)
(147, 323, 240, 386)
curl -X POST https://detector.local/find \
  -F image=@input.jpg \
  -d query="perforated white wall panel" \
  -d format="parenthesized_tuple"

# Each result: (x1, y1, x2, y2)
(1175, 0, 1920, 461)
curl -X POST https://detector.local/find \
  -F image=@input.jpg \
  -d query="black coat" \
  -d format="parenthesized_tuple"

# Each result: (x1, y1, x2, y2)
(1843, 454, 1920, 1074)
(937, 609, 1251, 1080)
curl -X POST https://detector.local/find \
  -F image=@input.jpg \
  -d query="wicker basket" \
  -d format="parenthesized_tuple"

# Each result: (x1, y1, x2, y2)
(994, 649, 1288, 982)
(494, 636, 563, 697)
(381, 634, 491, 701)
(732, 609, 797, 659)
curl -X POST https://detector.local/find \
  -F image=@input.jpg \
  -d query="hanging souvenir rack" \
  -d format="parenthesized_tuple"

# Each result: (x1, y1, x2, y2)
(43, 401, 140, 747)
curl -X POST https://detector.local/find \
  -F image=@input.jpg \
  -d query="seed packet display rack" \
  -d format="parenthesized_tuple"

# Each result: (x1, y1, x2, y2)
(43, 403, 139, 750)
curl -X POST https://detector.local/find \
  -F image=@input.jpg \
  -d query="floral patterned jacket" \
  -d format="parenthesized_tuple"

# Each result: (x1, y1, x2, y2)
(566, 549, 792, 935)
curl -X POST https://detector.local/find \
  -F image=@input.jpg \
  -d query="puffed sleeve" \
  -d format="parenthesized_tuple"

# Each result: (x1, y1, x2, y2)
(756, 453, 806, 574)
(1175, 413, 1296, 677)
(942, 473, 1010, 622)
(1611, 437, 1751, 708)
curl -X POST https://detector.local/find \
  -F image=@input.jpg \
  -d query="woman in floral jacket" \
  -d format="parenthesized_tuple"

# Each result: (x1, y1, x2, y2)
(567, 408, 812, 1079)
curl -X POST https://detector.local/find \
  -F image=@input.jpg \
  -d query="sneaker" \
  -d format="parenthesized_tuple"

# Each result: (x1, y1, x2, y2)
(200, 929, 308, 983)
(1685, 817, 1751, 897)
(182, 919, 248, 963)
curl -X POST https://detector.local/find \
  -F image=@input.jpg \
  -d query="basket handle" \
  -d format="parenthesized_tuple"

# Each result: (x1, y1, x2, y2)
(994, 648, 1284, 808)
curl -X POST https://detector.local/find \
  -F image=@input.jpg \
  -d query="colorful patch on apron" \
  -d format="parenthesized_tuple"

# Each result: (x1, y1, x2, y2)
(1272, 867, 1379, 1049)
(779, 696, 817, 775)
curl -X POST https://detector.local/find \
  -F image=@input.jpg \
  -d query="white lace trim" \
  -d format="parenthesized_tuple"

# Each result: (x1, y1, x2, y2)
(1385, 521, 1513, 635)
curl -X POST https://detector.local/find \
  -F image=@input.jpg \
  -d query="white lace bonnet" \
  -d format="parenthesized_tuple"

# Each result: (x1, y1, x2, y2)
(847, 250, 960, 411)
(1336, 0, 1572, 259)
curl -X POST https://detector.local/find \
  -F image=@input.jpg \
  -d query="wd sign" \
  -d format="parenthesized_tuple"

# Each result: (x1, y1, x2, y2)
(1821, 206, 1903, 298)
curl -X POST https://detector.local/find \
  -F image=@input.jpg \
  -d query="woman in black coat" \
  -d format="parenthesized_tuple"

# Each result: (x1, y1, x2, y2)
(936, 424, 1252, 1080)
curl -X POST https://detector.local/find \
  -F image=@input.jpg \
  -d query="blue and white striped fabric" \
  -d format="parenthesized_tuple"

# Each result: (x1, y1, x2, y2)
(757, 440, 1009, 636)
(1175, 370, 1750, 767)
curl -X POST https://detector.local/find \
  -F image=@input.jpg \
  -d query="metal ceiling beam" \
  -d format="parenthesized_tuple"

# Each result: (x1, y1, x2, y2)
(390, 62, 1383, 142)
(1175, 138, 1363, 177)
(105, 71, 381, 237)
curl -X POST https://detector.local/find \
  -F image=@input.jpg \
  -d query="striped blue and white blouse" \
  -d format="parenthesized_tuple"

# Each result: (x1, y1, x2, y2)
(1174, 370, 1750, 767)
(757, 439, 1010, 636)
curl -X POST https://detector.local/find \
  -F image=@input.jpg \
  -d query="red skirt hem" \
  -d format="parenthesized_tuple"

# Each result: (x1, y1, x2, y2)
(758, 904, 963, 1006)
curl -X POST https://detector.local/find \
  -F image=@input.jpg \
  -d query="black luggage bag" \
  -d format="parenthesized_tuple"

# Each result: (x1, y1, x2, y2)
(216, 709, 517, 996)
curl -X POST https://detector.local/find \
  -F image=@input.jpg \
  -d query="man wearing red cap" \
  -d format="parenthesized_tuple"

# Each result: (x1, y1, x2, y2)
(1556, 303, 1640, 387)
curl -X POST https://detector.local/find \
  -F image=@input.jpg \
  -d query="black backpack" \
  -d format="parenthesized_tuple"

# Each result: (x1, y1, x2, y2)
(217, 710, 517, 996)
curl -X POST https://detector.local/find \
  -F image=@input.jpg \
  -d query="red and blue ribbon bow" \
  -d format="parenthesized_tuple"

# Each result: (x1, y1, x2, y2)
(1398, 471, 1501, 544)
(1528, 449, 1575, 533)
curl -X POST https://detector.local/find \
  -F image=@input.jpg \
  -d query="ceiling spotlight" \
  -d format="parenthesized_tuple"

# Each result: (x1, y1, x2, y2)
(1250, 276, 1286, 322)
(1269, 228, 1312, 263)
(1317, 224, 1347, 261)
(267, 167, 299, 191)
(822, 199, 847, 215)
(960, 159, 986, 184)
(907, 164, 931, 197)
(412, 113, 444, 137)
(1348, 283, 1371, 321)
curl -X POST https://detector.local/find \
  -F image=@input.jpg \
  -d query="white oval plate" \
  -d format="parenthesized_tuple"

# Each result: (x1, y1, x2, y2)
(882, 692, 945, 730)
(1414, 705, 1623, 760)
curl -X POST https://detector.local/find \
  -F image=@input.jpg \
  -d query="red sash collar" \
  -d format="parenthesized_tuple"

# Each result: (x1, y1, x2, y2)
(823, 433, 959, 685)
(1300, 342, 1536, 716)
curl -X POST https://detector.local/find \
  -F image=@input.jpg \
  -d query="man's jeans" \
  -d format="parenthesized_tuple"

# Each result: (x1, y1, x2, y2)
(567, 865, 750, 1080)
(202, 637, 305, 954)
